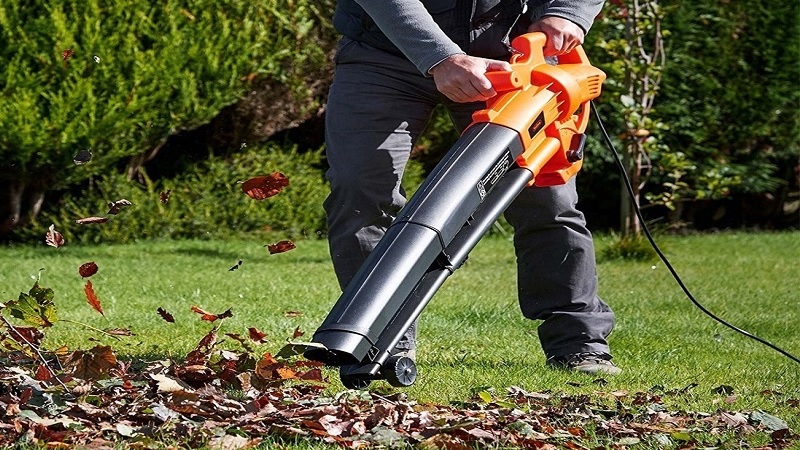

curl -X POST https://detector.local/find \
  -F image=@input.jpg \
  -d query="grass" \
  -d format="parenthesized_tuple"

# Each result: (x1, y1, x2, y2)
(1, 231, 798, 446)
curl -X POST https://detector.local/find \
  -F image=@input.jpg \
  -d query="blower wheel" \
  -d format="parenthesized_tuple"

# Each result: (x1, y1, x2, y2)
(382, 355, 418, 387)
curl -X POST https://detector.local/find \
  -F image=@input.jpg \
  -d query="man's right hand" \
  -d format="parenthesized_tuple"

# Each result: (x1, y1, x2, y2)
(429, 54, 511, 103)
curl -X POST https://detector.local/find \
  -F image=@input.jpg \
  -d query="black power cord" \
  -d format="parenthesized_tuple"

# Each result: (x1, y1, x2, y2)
(590, 101, 800, 365)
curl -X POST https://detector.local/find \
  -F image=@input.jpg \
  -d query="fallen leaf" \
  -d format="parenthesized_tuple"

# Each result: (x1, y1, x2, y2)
(45, 224, 65, 248)
(79, 262, 99, 278)
(159, 189, 171, 204)
(64, 345, 118, 380)
(6, 283, 57, 327)
(157, 307, 175, 323)
(107, 199, 132, 215)
(6, 325, 45, 347)
(72, 148, 91, 164)
(267, 240, 296, 254)
(241, 172, 289, 200)
(75, 216, 109, 225)
(34, 364, 53, 381)
(84, 280, 104, 316)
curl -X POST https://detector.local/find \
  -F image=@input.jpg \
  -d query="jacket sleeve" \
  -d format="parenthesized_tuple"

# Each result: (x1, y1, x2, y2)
(537, 0, 606, 33)
(354, 0, 465, 75)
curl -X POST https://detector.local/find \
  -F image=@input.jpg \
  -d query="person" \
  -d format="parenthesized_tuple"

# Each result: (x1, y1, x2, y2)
(323, 0, 621, 376)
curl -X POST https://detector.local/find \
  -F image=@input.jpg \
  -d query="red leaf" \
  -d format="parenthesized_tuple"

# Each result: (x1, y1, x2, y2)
(45, 224, 65, 248)
(34, 364, 53, 381)
(191, 306, 233, 322)
(75, 216, 109, 225)
(7, 326, 45, 347)
(79, 262, 99, 278)
(159, 189, 171, 204)
(267, 240, 296, 254)
(84, 280, 104, 316)
(292, 326, 305, 339)
(61, 49, 74, 61)
(241, 172, 289, 200)
(248, 327, 267, 343)
(157, 307, 175, 323)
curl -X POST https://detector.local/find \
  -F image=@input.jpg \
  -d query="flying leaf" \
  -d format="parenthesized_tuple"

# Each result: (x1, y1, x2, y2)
(159, 189, 171, 204)
(61, 48, 75, 61)
(6, 283, 58, 327)
(75, 216, 109, 225)
(292, 326, 305, 339)
(229, 260, 243, 271)
(241, 172, 289, 200)
(157, 307, 175, 323)
(45, 224, 65, 248)
(190, 305, 233, 322)
(84, 280, 104, 316)
(283, 310, 303, 318)
(107, 199, 133, 215)
(79, 262, 99, 278)
(72, 148, 92, 164)
(267, 240, 296, 254)
(248, 327, 267, 343)
(104, 328, 133, 336)
(64, 345, 118, 381)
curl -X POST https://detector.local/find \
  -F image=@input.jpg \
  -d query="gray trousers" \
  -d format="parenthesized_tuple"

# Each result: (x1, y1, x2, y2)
(323, 38, 615, 359)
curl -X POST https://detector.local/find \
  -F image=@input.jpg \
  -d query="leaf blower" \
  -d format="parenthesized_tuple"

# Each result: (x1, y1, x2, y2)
(304, 32, 606, 388)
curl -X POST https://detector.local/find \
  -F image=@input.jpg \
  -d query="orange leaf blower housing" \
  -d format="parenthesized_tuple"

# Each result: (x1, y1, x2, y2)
(475, 32, 606, 186)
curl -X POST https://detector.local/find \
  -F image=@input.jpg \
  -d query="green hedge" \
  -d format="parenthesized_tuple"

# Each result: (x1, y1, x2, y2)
(0, 0, 336, 234)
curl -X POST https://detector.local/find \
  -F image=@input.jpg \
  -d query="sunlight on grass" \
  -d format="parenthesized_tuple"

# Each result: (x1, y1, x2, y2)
(1, 231, 798, 437)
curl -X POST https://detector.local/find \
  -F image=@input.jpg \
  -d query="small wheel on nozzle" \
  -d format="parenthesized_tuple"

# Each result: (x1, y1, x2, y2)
(382, 356, 417, 387)
(339, 365, 371, 390)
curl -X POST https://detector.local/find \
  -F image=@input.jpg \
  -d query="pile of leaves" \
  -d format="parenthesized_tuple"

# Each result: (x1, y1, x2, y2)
(1, 281, 797, 449)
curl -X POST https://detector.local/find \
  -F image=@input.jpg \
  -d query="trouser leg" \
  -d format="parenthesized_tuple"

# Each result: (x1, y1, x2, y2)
(504, 180, 615, 359)
(324, 40, 440, 351)
(446, 106, 615, 360)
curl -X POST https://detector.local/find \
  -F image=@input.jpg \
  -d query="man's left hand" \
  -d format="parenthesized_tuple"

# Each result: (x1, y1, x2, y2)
(527, 16, 585, 57)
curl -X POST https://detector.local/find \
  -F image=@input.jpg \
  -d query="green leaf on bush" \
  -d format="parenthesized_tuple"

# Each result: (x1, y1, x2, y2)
(6, 284, 58, 327)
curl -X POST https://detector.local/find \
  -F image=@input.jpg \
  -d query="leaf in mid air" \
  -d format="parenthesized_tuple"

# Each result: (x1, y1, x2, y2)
(107, 199, 132, 215)
(190, 306, 233, 322)
(241, 172, 289, 200)
(266, 240, 296, 254)
(84, 280, 104, 316)
(79, 262, 99, 278)
(45, 224, 65, 248)
(248, 327, 267, 343)
(75, 216, 109, 225)
(159, 189, 171, 204)
(157, 307, 175, 323)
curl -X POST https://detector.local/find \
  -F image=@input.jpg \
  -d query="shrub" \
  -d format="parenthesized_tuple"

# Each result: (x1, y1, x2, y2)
(0, 0, 336, 235)
(23, 144, 331, 244)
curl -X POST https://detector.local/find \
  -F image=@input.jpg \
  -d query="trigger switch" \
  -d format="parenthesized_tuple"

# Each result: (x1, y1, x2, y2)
(567, 133, 587, 163)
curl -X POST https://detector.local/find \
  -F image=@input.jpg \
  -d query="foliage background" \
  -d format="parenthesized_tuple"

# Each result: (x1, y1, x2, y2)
(1, 0, 798, 243)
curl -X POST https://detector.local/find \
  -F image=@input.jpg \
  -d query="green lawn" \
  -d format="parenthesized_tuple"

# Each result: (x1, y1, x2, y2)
(1, 231, 798, 447)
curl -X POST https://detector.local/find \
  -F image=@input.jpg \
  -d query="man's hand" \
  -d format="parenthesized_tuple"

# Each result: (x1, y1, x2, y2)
(429, 54, 512, 103)
(528, 16, 585, 57)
